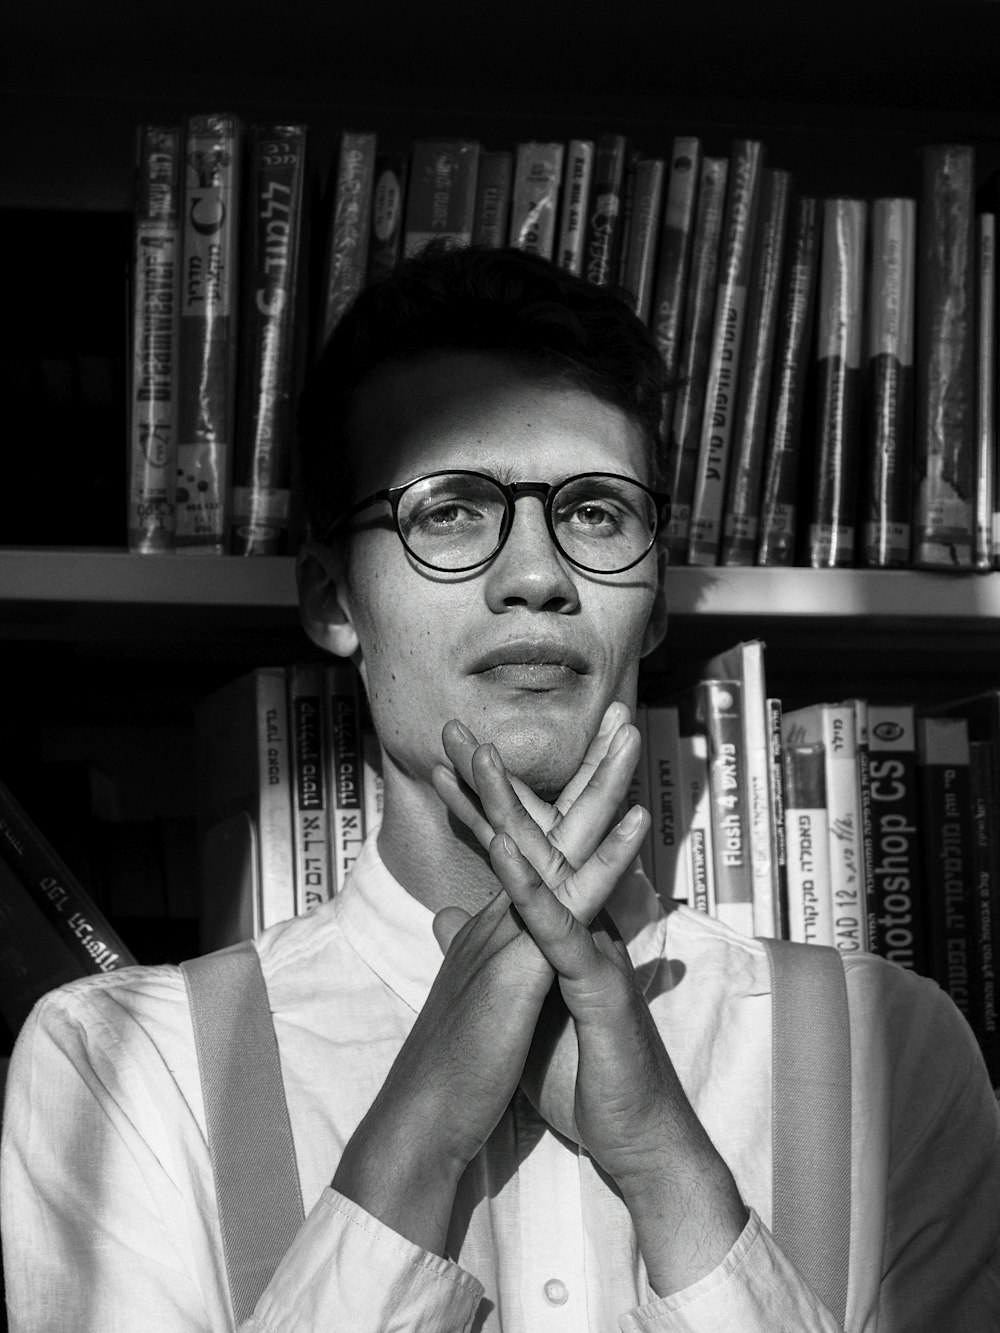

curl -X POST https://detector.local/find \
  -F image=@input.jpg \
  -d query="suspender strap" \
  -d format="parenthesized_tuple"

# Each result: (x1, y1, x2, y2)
(763, 937, 852, 1328)
(181, 942, 304, 1325)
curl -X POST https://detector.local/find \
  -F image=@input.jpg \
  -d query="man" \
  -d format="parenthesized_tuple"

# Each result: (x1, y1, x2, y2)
(3, 245, 1000, 1330)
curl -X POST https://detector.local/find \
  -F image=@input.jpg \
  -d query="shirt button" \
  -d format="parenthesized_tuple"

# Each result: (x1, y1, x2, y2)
(543, 1278, 569, 1306)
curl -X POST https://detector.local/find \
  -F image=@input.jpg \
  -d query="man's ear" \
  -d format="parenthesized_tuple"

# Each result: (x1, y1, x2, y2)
(640, 547, 669, 658)
(296, 539, 360, 659)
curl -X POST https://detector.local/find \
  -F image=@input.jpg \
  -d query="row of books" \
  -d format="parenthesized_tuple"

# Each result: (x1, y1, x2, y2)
(128, 117, 1000, 574)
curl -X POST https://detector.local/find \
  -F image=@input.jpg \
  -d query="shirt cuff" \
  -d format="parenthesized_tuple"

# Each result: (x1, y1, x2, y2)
(248, 1188, 484, 1333)
(620, 1210, 840, 1333)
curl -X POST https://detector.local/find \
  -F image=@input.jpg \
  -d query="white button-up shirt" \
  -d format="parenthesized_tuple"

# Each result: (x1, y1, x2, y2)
(3, 834, 1000, 1330)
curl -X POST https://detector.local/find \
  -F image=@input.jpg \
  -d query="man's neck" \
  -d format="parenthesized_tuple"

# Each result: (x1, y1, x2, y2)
(374, 767, 500, 917)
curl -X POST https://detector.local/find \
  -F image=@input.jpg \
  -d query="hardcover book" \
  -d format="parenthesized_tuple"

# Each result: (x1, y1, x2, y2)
(619, 157, 665, 324)
(319, 130, 377, 346)
(325, 665, 367, 891)
(782, 741, 833, 946)
(582, 133, 629, 288)
(649, 137, 702, 443)
(554, 139, 594, 276)
(975, 212, 995, 571)
(472, 150, 513, 250)
(645, 703, 688, 905)
(404, 140, 481, 257)
(367, 150, 409, 282)
(287, 663, 332, 914)
(508, 142, 565, 261)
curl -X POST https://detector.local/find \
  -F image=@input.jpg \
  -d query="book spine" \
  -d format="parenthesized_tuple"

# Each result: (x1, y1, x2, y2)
(472, 149, 513, 249)
(645, 704, 688, 904)
(404, 140, 481, 257)
(508, 142, 565, 261)
(719, 169, 792, 565)
(918, 716, 975, 1025)
(554, 140, 594, 276)
(287, 664, 332, 915)
(620, 158, 665, 324)
(824, 705, 868, 953)
(976, 212, 995, 571)
(914, 144, 976, 570)
(254, 669, 295, 931)
(969, 740, 1000, 1084)
(867, 704, 927, 973)
(676, 726, 715, 916)
(176, 112, 243, 553)
(319, 130, 377, 345)
(231, 124, 307, 556)
(766, 697, 789, 938)
(582, 133, 629, 288)
(663, 156, 729, 563)
(325, 665, 366, 891)
(627, 705, 653, 879)
(853, 698, 877, 950)
(862, 198, 916, 567)
(808, 198, 868, 568)
(128, 125, 182, 554)
(366, 151, 409, 283)
(0, 778, 135, 972)
(614, 149, 641, 293)
(687, 139, 767, 566)
(699, 679, 753, 935)
(782, 742, 834, 946)
(756, 195, 823, 566)
(649, 137, 702, 432)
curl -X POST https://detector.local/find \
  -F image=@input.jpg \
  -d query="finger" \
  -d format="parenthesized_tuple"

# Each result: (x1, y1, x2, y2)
(547, 722, 643, 869)
(431, 763, 496, 851)
(554, 700, 631, 813)
(432, 905, 473, 953)
(473, 743, 575, 886)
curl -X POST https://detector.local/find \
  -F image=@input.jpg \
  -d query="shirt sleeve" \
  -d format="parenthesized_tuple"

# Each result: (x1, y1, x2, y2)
(618, 966, 1000, 1333)
(1, 983, 484, 1333)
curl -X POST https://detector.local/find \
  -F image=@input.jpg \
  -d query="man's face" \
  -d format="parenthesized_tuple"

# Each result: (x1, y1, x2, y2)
(331, 350, 665, 801)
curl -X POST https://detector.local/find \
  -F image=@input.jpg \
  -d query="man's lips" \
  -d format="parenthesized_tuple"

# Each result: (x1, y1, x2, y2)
(468, 638, 590, 675)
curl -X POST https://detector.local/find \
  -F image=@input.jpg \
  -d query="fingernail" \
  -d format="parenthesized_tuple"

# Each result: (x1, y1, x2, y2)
(617, 805, 643, 838)
(609, 725, 632, 756)
(453, 721, 476, 742)
(486, 743, 505, 772)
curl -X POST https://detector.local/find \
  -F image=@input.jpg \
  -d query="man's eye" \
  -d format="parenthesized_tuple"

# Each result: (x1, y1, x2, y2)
(563, 501, 623, 533)
(410, 499, 487, 531)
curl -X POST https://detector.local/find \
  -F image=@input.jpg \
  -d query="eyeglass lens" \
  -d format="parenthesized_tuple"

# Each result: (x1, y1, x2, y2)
(396, 473, 659, 572)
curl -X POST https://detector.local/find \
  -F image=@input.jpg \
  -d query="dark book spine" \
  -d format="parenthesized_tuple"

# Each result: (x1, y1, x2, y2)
(620, 157, 665, 325)
(471, 149, 512, 250)
(555, 139, 594, 276)
(767, 697, 790, 939)
(756, 196, 822, 566)
(0, 779, 135, 973)
(688, 139, 767, 566)
(918, 716, 974, 1024)
(914, 144, 976, 570)
(975, 213, 995, 571)
(508, 142, 565, 261)
(663, 156, 729, 563)
(649, 137, 702, 439)
(404, 139, 481, 257)
(325, 666, 366, 892)
(288, 664, 331, 915)
(808, 198, 867, 568)
(128, 124, 182, 554)
(231, 123, 307, 556)
(319, 130, 377, 345)
(582, 133, 629, 288)
(176, 112, 243, 553)
(969, 740, 1000, 1084)
(862, 198, 916, 567)
(781, 741, 832, 946)
(367, 151, 410, 281)
(867, 705, 927, 973)
(720, 168, 792, 565)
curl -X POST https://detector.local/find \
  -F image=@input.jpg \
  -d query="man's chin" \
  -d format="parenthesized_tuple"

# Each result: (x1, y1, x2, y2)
(488, 718, 592, 803)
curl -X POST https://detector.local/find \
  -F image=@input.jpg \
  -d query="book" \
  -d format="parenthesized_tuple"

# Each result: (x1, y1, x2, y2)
(862, 198, 916, 568)
(917, 715, 975, 1025)
(404, 139, 481, 257)
(508, 142, 564, 261)
(756, 195, 823, 566)
(366, 150, 409, 282)
(195, 667, 295, 948)
(766, 697, 789, 938)
(969, 740, 1000, 1084)
(649, 137, 702, 438)
(699, 678, 753, 936)
(663, 156, 729, 563)
(627, 704, 653, 878)
(913, 144, 977, 570)
(687, 139, 766, 566)
(287, 663, 332, 915)
(645, 703, 688, 904)
(0, 774, 135, 977)
(554, 139, 595, 276)
(720, 168, 792, 565)
(619, 157, 665, 324)
(782, 741, 834, 946)
(866, 704, 927, 973)
(781, 702, 868, 954)
(582, 132, 629, 288)
(325, 665, 367, 891)
(471, 149, 513, 249)
(318, 130, 377, 346)
(176, 112, 243, 553)
(231, 123, 308, 557)
(127, 124, 182, 554)
(808, 198, 868, 568)
(975, 211, 995, 571)
(675, 696, 716, 916)
(852, 698, 877, 954)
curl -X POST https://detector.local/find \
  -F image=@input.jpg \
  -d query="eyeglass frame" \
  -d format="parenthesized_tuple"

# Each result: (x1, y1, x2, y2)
(328, 469, 672, 575)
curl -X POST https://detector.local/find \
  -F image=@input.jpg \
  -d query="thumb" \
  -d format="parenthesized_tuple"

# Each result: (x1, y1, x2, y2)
(432, 905, 472, 954)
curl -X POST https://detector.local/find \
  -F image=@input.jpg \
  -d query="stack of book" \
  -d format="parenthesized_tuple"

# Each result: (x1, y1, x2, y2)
(128, 120, 996, 573)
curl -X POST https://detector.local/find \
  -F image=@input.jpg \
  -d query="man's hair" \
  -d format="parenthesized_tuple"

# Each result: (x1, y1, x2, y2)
(298, 244, 669, 544)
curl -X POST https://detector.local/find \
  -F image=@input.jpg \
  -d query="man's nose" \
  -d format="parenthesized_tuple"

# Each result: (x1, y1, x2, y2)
(482, 496, 580, 613)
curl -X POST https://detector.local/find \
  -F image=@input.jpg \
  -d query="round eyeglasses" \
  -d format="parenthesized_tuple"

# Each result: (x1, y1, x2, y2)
(333, 470, 671, 574)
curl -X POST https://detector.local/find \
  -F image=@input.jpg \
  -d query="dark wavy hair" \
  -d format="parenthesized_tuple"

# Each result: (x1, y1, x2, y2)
(297, 244, 668, 544)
